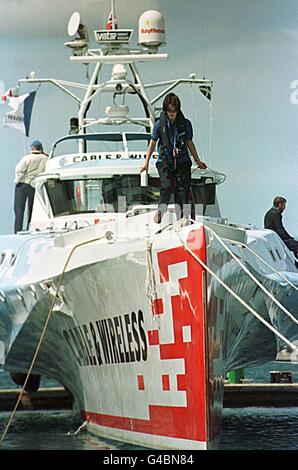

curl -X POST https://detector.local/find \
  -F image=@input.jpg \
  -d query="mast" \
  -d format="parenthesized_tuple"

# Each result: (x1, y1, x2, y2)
(111, 0, 116, 29)
(16, 4, 213, 156)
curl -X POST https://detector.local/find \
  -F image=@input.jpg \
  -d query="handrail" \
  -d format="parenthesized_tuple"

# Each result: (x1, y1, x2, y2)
(230, 239, 298, 293)
(204, 225, 298, 327)
(174, 224, 298, 352)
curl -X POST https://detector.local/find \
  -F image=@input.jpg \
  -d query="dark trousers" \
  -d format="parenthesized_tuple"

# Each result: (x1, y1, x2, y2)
(157, 160, 192, 220)
(14, 183, 35, 233)
(284, 238, 298, 256)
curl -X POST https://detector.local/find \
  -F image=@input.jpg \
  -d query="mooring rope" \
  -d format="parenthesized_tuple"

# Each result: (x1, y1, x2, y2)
(67, 419, 88, 436)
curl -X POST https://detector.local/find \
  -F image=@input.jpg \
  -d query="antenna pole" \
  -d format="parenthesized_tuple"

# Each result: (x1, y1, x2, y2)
(111, 0, 116, 29)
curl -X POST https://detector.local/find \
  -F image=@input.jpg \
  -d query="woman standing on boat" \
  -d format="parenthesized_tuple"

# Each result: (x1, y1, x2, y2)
(140, 93, 207, 223)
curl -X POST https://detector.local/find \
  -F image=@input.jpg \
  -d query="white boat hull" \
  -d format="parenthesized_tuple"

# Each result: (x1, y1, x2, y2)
(1, 218, 298, 449)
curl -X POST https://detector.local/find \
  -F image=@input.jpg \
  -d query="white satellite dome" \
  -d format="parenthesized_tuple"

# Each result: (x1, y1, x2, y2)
(138, 10, 166, 49)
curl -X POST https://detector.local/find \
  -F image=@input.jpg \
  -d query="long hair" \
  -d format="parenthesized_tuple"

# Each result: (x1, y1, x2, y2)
(162, 93, 181, 112)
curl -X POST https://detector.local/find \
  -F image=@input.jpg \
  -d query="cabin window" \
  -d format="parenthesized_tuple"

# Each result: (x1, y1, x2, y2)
(44, 176, 160, 216)
(44, 174, 218, 216)
(275, 249, 282, 260)
(268, 249, 276, 262)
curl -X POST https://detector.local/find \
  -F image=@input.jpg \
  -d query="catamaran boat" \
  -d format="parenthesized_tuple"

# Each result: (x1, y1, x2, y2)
(0, 2, 298, 450)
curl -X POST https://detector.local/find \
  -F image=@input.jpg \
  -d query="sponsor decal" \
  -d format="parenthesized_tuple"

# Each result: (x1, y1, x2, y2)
(141, 28, 165, 34)
(57, 152, 157, 166)
(95, 30, 133, 43)
(83, 229, 210, 444)
(63, 309, 147, 367)
(71, 153, 121, 162)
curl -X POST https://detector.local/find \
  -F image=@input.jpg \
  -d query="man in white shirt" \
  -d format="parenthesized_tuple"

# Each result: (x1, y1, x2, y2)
(14, 140, 47, 233)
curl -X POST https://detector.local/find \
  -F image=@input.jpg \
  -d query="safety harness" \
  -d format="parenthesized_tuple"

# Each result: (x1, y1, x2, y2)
(159, 110, 188, 170)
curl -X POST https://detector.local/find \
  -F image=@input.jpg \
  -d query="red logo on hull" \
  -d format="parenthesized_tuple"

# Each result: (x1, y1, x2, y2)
(86, 228, 209, 443)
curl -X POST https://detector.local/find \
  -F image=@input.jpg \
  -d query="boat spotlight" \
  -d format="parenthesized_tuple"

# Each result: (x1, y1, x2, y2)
(112, 64, 127, 81)
(69, 117, 79, 135)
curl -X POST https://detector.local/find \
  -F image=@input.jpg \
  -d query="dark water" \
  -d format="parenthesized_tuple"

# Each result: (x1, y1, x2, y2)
(1, 407, 298, 450)
(1, 361, 298, 450)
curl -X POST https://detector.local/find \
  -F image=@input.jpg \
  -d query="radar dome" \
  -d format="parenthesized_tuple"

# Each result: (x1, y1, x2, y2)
(138, 10, 166, 49)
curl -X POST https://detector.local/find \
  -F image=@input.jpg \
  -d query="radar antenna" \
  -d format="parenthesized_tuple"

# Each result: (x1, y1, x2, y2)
(65, 11, 89, 56)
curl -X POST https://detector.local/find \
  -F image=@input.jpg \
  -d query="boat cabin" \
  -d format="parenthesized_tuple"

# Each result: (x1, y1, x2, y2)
(30, 133, 224, 230)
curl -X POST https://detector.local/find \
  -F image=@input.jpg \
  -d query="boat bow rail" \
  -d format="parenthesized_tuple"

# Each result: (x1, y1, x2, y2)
(174, 222, 298, 353)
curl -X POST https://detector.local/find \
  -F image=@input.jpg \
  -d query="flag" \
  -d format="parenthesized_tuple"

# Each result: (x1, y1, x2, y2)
(3, 91, 36, 137)
(199, 84, 211, 101)
(1, 86, 19, 103)
(1, 89, 12, 103)
(106, 10, 117, 30)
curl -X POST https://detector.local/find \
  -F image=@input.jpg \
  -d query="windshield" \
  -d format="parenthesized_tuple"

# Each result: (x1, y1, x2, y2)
(44, 175, 161, 216)
(44, 175, 218, 217)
